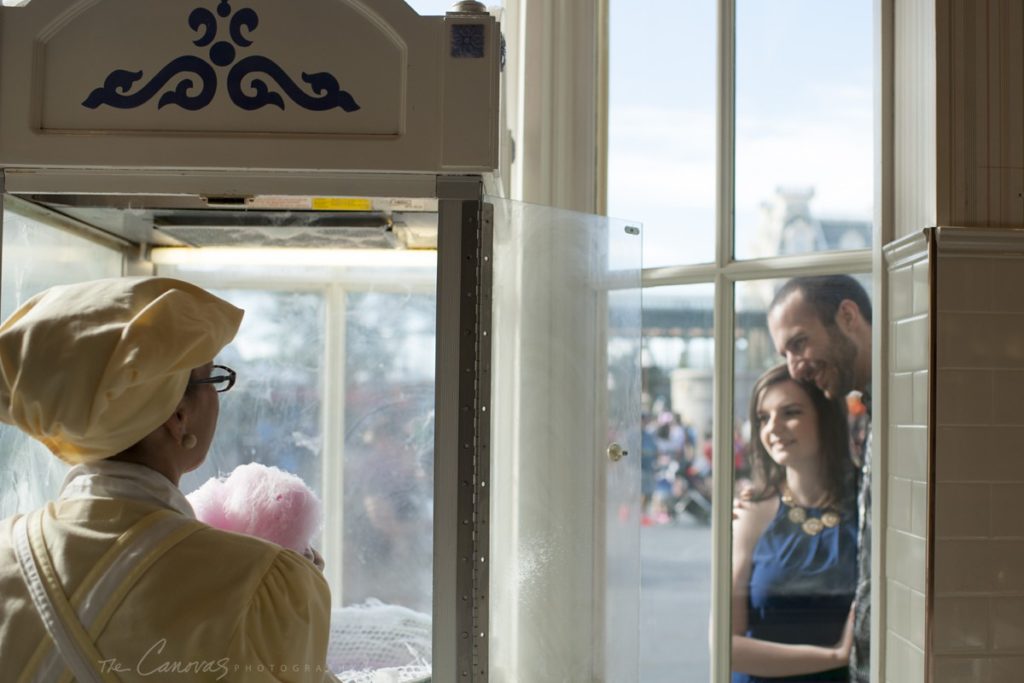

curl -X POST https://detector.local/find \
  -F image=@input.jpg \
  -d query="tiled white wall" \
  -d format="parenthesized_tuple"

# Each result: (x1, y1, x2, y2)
(932, 244, 1024, 682)
(886, 239, 930, 683)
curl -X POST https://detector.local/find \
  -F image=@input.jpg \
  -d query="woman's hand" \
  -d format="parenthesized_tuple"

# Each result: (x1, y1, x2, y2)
(732, 484, 754, 520)
(303, 547, 325, 571)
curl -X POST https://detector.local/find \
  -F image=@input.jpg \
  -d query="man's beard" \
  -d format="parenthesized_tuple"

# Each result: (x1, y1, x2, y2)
(825, 324, 860, 398)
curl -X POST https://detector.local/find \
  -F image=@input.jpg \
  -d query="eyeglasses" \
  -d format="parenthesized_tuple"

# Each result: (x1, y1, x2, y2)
(188, 364, 236, 393)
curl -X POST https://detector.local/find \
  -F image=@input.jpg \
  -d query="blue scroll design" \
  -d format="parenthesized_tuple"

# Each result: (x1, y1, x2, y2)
(82, 56, 217, 110)
(227, 56, 360, 112)
(230, 8, 257, 47)
(82, 1, 360, 113)
(189, 7, 217, 47)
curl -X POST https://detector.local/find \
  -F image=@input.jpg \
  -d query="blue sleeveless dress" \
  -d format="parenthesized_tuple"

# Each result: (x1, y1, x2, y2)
(732, 497, 858, 683)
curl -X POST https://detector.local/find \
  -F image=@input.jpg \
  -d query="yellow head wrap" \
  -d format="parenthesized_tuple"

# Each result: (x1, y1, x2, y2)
(0, 277, 243, 464)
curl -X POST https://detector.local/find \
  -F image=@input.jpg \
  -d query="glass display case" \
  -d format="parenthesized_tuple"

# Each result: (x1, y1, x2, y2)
(0, 2, 643, 680)
(0, 187, 642, 682)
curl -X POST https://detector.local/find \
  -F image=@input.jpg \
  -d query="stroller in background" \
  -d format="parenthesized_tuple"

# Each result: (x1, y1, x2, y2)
(669, 455, 712, 526)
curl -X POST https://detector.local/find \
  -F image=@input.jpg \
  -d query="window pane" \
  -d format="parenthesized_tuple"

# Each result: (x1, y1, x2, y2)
(0, 205, 123, 519)
(181, 289, 326, 493)
(731, 274, 872, 681)
(163, 260, 438, 679)
(641, 284, 713, 682)
(609, 1, 716, 267)
(734, 1, 873, 260)
(342, 289, 435, 614)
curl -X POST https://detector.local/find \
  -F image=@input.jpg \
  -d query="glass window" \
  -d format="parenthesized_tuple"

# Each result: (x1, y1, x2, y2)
(600, 0, 878, 674)
(734, 0, 873, 260)
(0, 203, 124, 519)
(731, 274, 871, 681)
(640, 284, 714, 682)
(609, 0, 717, 268)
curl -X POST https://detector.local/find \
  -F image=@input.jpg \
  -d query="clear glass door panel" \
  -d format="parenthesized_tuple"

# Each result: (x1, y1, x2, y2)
(606, 216, 643, 683)
(734, 0, 874, 260)
(0, 200, 124, 519)
(488, 197, 642, 682)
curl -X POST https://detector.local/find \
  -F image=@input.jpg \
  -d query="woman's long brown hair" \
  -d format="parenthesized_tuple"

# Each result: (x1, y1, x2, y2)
(746, 363, 856, 507)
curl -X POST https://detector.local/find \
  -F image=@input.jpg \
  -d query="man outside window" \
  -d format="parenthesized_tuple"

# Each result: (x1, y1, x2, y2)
(766, 274, 873, 683)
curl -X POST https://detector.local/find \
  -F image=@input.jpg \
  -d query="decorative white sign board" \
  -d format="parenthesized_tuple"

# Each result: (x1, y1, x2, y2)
(0, 0, 499, 173)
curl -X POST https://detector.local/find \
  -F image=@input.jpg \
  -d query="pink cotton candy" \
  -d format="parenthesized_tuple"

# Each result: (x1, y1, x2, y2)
(186, 463, 322, 554)
(187, 477, 233, 530)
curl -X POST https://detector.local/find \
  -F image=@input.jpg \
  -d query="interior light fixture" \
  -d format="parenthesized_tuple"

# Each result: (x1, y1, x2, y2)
(150, 246, 437, 269)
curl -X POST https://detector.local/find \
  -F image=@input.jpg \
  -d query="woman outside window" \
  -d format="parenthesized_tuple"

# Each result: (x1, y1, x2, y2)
(732, 364, 857, 682)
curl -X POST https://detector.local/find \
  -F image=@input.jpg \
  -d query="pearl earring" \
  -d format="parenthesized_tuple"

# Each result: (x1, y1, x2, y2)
(182, 433, 198, 450)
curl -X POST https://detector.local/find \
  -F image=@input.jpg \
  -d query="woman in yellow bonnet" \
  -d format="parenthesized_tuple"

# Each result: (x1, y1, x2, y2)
(0, 277, 336, 682)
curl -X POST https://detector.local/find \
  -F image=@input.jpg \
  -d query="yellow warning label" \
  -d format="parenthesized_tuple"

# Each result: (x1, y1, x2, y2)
(311, 197, 373, 211)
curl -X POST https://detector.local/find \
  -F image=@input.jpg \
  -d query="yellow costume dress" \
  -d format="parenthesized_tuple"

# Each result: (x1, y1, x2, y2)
(0, 461, 338, 682)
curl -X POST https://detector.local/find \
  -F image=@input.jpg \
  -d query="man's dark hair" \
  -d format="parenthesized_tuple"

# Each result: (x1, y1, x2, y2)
(770, 274, 872, 327)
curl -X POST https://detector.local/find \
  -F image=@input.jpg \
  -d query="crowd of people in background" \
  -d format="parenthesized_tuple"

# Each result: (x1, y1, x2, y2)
(641, 390, 867, 531)
(641, 406, 714, 526)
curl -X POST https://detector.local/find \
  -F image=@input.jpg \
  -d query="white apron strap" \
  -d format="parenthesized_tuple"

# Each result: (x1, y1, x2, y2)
(14, 508, 201, 683)
(13, 512, 108, 683)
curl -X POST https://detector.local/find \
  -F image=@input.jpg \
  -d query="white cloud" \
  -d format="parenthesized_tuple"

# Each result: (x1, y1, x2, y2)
(735, 113, 873, 217)
(608, 105, 716, 207)
(609, 101, 874, 219)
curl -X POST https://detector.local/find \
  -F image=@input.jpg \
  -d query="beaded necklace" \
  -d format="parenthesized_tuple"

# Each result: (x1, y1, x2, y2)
(780, 486, 841, 536)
